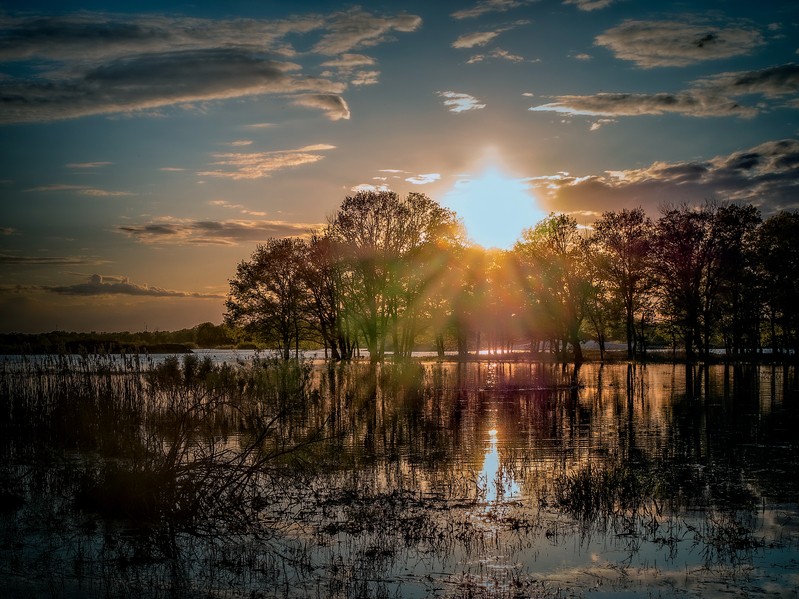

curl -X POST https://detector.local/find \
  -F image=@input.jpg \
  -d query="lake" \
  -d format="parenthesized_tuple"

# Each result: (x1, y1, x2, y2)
(1, 356, 797, 598)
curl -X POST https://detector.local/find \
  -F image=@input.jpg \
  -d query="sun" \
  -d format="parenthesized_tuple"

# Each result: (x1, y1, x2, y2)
(443, 160, 546, 249)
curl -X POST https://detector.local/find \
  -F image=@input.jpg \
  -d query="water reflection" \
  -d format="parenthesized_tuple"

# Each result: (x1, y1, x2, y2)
(478, 428, 520, 503)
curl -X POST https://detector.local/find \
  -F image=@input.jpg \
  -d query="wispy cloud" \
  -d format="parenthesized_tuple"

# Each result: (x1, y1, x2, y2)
(310, 10, 421, 55)
(528, 139, 799, 215)
(452, 0, 535, 20)
(564, 0, 616, 11)
(405, 173, 441, 185)
(292, 94, 351, 120)
(437, 91, 486, 113)
(118, 217, 323, 245)
(350, 70, 380, 86)
(529, 63, 799, 118)
(321, 53, 376, 68)
(23, 184, 133, 196)
(48, 274, 223, 298)
(596, 19, 764, 68)
(0, 253, 106, 265)
(530, 91, 756, 118)
(453, 30, 503, 49)
(66, 161, 112, 169)
(467, 48, 526, 63)
(198, 144, 335, 180)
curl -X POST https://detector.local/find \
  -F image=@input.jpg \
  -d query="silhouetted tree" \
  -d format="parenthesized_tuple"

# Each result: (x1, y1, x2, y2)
(756, 211, 799, 357)
(328, 190, 461, 362)
(713, 204, 761, 357)
(300, 232, 357, 360)
(225, 237, 308, 360)
(515, 214, 591, 363)
(591, 208, 654, 359)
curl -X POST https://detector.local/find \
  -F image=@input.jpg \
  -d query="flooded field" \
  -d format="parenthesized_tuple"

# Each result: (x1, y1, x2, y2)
(1, 355, 798, 598)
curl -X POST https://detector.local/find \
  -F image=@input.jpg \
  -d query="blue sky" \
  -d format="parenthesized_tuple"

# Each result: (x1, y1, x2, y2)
(1, 0, 797, 332)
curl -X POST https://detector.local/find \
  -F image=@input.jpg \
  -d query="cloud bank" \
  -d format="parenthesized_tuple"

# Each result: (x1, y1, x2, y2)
(529, 63, 799, 118)
(528, 139, 799, 216)
(48, 274, 223, 298)
(0, 9, 419, 123)
(118, 218, 324, 245)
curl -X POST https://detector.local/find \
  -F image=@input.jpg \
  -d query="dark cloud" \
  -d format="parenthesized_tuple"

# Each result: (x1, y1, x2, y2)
(1, 49, 343, 124)
(0, 253, 106, 265)
(0, 8, 419, 124)
(530, 63, 799, 119)
(117, 218, 324, 245)
(47, 274, 223, 298)
(529, 139, 799, 216)
(530, 91, 755, 117)
(695, 63, 799, 99)
(596, 19, 764, 68)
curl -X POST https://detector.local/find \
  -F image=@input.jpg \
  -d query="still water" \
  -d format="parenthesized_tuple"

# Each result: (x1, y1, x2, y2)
(1, 358, 797, 598)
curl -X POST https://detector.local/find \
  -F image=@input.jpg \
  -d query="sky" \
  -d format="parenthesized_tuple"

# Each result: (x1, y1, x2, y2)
(1, 0, 797, 333)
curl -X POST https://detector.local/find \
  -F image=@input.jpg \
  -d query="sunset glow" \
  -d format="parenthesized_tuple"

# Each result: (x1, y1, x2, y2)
(444, 164, 546, 249)
(0, 0, 796, 333)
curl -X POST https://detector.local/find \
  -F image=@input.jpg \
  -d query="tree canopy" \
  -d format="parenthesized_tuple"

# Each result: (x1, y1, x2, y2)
(225, 192, 798, 363)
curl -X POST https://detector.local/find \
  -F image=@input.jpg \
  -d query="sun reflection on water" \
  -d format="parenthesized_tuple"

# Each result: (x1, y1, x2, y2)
(478, 427, 520, 504)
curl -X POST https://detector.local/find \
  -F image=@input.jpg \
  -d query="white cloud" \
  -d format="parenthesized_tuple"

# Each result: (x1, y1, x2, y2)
(405, 173, 441, 185)
(596, 19, 764, 68)
(437, 91, 486, 113)
(453, 30, 502, 49)
(351, 183, 390, 193)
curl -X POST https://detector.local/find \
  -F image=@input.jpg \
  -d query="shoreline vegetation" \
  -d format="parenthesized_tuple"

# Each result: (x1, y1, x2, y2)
(1, 328, 795, 365)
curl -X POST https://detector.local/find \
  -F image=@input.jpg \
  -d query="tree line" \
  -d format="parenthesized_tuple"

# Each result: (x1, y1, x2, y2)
(225, 190, 799, 363)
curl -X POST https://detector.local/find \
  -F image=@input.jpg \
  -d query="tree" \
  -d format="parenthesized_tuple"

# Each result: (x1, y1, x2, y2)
(515, 214, 591, 363)
(756, 211, 799, 357)
(225, 238, 309, 360)
(591, 208, 654, 359)
(328, 190, 461, 361)
(713, 203, 761, 357)
(301, 232, 355, 360)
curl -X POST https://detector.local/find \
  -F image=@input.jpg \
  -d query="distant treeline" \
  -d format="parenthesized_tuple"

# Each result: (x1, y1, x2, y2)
(226, 191, 799, 363)
(0, 322, 246, 355)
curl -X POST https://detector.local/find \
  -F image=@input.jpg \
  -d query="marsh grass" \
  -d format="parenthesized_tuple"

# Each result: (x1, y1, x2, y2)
(0, 358, 796, 597)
